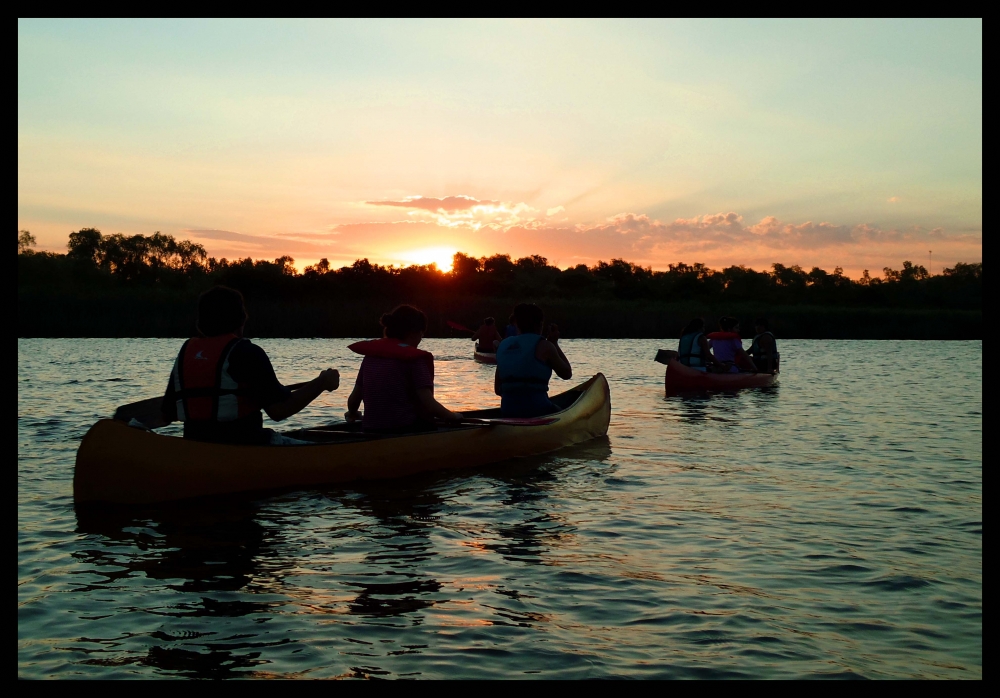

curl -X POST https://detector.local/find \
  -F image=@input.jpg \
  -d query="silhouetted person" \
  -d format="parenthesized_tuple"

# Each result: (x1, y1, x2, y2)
(159, 285, 340, 444)
(471, 316, 503, 352)
(495, 303, 572, 417)
(676, 318, 719, 371)
(504, 314, 519, 339)
(747, 317, 780, 373)
(346, 305, 462, 432)
(708, 316, 756, 373)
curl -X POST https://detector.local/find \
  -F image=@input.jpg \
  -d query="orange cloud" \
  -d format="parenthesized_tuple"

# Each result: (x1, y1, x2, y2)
(366, 195, 500, 213)
(181, 209, 980, 279)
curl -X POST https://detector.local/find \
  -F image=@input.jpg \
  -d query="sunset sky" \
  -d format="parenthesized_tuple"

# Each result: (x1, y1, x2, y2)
(18, 19, 981, 276)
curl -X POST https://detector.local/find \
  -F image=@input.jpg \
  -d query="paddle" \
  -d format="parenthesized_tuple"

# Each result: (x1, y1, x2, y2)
(114, 382, 309, 426)
(446, 320, 474, 333)
(457, 416, 558, 427)
(654, 349, 679, 365)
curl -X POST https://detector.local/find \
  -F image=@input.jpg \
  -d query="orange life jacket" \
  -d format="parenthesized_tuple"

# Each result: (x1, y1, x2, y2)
(171, 334, 258, 422)
(706, 331, 741, 340)
(348, 338, 434, 379)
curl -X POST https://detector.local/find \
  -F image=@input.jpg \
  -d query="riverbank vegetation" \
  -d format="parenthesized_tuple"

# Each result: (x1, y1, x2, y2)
(18, 229, 982, 339)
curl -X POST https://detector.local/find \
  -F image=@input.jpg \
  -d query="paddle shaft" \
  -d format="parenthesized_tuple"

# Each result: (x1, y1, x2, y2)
(114, 381, 309, 424)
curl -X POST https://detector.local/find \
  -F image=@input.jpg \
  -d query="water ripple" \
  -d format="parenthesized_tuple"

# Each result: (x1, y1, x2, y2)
(18, 338, 981, 678)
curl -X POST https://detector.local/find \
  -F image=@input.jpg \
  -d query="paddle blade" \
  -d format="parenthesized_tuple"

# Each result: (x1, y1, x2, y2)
(654, 349, 678, 365)
(113, 396, 164, 424)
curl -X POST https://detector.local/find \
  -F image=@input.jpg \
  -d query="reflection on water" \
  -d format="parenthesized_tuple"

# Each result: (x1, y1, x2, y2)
(19, 339, 981, 678)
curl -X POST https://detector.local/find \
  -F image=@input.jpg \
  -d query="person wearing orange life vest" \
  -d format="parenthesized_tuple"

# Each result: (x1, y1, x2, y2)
(345, 305, 462, 432)
(158, 286, 340, 444)
(707, 316, 757, 373)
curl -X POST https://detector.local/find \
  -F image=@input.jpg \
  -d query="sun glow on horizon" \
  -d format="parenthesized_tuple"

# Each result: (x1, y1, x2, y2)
(397, 246, 458, 272)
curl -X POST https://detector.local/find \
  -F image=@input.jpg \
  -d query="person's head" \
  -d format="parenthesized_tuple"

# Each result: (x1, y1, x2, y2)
(381, 304, 427, 344)
(484, 317, 495, 326)
(197, 286, 247, 337)
(755, 317, 769, 333)
(681, 317, 705, 336)
(513, 303, 544, 334)
(719, 316, 739, 332)
(508, 314, 516, 325)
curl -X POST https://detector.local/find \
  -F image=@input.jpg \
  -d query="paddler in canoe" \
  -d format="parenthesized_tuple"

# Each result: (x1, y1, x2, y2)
(746, 317, 780, 373)
(706, 316, 757, 373)
(156, 286, 342, 445)
(471, 316, 503, 353)
(345, 304, 463, 432)
(495, 303, 572, 417)
(676, 318, 721, 372)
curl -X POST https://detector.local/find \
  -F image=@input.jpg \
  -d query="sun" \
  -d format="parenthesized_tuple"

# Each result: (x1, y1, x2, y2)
(399, 246, 457, 272)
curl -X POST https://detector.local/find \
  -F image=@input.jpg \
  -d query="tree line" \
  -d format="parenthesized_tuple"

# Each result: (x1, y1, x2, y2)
(18, 228, 982, 310)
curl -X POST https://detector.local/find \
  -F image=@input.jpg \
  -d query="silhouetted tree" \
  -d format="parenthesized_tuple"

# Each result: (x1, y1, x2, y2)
(18, 230, 36, 254)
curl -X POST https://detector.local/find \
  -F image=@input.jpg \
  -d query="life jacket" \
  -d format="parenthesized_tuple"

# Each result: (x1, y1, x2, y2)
(348, 338, 434, 379)
(496, 333, 551, 393)
(750, 331, 780, 370)
(677, 332, 705, 367)
(171, 334, 258, 422)
(750, 331, 778, 357)
(706, 331, 741, 340)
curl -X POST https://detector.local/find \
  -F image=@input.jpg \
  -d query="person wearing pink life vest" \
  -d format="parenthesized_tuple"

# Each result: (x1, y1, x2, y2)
(707, 316, 757, 373)
(345, 305, 463, 432)
(158, 286, 341, 444)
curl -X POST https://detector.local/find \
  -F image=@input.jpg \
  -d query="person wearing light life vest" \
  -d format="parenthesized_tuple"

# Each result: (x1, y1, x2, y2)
(159, 286, 340, 444)
(676, 318, 720, 372)
(345, 305, 462, 432)
(707, 316, 757, 373)
(471, 317, 503, 353)
(494, 303, 572, 417)
(747, 317, 780, 373)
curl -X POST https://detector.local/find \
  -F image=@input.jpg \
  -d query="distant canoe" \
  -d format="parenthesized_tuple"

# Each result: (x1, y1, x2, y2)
(474, 350, 497, 364)
(74, 374, 611, 505)
(664, 358, 777, 394)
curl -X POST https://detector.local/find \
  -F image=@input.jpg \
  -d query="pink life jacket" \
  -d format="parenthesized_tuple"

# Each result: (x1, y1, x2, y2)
(348, 338, 435, 380)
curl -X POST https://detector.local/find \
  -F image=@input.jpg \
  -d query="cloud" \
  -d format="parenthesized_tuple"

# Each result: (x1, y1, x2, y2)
(365, 193, 538, 230)
(888, 196, 901, 203)
(366, 195, 500, 213)
(179, 209, 981, 279)
(546, 206, 565, 216)
(183, 229, 334, 260)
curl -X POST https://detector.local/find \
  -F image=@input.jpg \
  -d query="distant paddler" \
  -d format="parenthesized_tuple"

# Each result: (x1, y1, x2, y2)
(746, 318, 780, 373)
(494, 303, 572, 417)
(471, 316, 503, 353)
(707, 317, 757, 373)
(675, 318, 720, 372)
(156, 285, 341, 444)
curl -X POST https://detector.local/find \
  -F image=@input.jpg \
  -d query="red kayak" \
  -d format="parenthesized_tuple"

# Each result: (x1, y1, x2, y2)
(664, 358, 777, 394)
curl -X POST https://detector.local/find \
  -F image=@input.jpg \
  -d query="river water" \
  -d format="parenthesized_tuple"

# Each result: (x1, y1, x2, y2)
(18, 338, 981, 679)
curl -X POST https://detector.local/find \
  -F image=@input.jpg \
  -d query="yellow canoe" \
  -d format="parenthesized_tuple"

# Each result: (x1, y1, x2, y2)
(74, 374, 611, 504)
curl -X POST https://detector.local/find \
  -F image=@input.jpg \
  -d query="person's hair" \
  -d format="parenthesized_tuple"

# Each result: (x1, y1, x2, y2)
(508, 314, 516, 324)
(681, 318, 705, 336)
(197, 286, 247, 337)
(381, 304, 427, 340)
(513, 303, 544, 334)
(484, 317, 495, 326)
(719, 316, 739, 332)
(755, 317, 769, 330)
